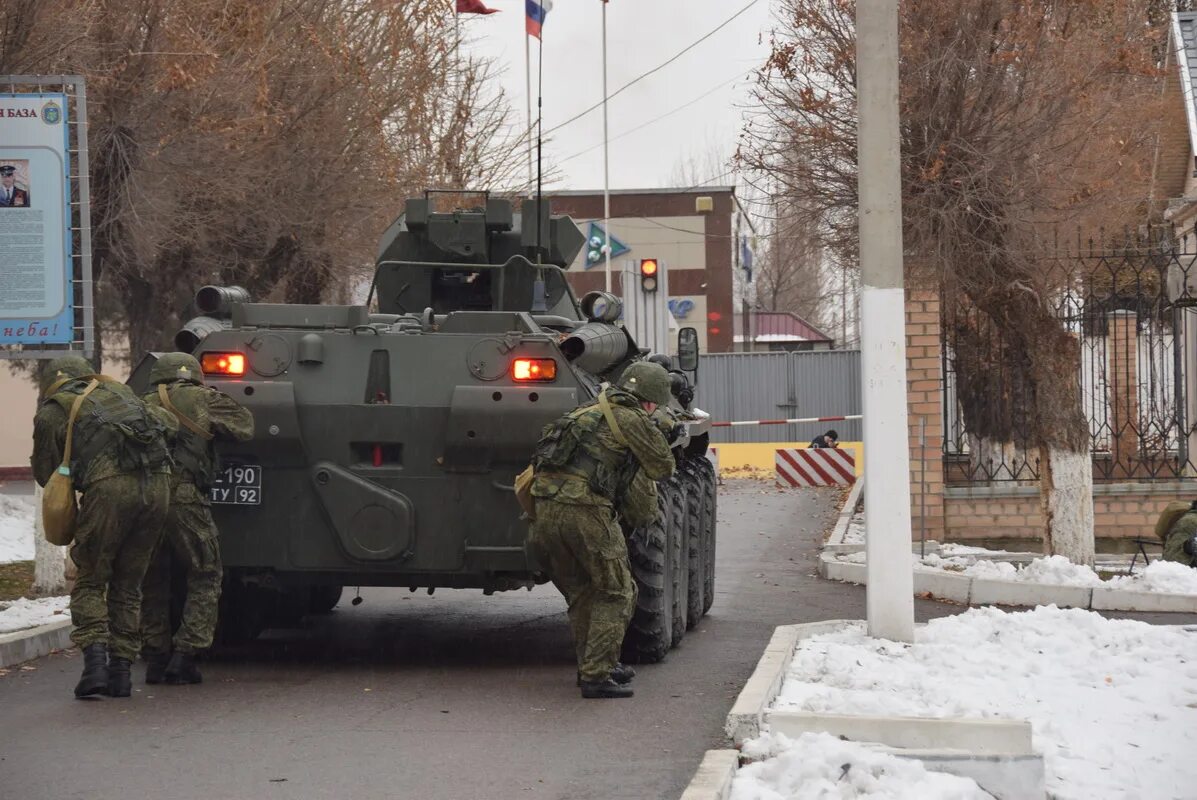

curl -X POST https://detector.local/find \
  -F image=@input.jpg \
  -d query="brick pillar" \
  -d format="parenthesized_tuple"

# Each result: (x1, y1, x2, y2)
(1107, 310, 1139, 478)
(906, 290, 945, 542)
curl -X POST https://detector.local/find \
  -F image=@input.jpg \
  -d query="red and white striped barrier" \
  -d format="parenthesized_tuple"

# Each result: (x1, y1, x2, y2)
(711, 414, 861, 429)
(775, 447, 856, 487)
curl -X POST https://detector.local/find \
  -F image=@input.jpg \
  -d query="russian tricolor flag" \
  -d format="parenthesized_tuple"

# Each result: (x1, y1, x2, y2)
(526, 0, 552, 39)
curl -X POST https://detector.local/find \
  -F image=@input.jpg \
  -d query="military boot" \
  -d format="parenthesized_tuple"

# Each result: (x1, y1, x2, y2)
(145, 652, 170, 685)
(107, 657, 133, 697)
(580, 678, 634, 699)
(576, 662, 636, 687)
(165, 651, 202, 685)
(74, 643, 110, 699)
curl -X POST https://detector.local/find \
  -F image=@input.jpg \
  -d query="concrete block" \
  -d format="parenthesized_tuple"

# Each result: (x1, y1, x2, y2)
(912, 567, 972, 603)
(819, 555, 866, 583)
(678, 750, 739, 800)
(968, 578, 1092, 609)
(0, 619, 72, 668)
(725, 621, 856, 746)
(1090, 587, 1197, 613)
(890, 749, 1047, 799)
(823, 542, 866, 556)
(764, 710, 1034, 756)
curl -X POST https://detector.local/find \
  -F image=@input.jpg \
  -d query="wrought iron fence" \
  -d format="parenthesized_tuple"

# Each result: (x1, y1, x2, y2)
(942, 236, 1197, 483)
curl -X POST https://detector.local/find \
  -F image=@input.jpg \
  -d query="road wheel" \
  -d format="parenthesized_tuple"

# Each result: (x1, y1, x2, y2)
(308, 585, 343, 615)
(622, 483, 674, 664)
(696, 455, 717, 615)
(667, 475, 688, 647)
(679, 458, 707, 629)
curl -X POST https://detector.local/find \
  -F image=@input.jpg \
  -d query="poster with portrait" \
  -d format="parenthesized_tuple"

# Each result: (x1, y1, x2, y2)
(0, 93, 72, 345)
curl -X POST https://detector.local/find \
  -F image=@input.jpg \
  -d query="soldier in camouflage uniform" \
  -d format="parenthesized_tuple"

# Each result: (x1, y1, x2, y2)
(528, 361, 675, 699)
(31, 356, 175, 699)
(1159, 501, 1197, 567)
(141, 352, 254, 685)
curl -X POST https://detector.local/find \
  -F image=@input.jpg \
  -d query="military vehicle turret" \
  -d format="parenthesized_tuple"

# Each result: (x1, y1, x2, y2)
(131, 191, 717, 662)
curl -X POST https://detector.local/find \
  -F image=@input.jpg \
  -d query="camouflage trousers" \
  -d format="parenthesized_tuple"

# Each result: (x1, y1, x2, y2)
(69, 473, 170, 661)
(141, 499, 223, 655)
(529, 500, 637, 682)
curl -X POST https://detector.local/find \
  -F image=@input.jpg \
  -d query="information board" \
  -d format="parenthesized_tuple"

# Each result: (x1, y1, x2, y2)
(0, 92, 73, 345)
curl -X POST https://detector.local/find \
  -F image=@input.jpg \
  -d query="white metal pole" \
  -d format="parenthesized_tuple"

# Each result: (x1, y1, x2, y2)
(602, 0, 612, 293)
(525, 32, 534, 195)
(857, 0, 915, 642)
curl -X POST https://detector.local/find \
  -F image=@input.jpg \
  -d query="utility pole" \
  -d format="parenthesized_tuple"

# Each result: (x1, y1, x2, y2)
(601, 0, 612, 293)
(856, 0, 914, 642)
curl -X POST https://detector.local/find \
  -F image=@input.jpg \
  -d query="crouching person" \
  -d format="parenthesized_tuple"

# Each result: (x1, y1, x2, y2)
(140, 353, 254, 685)
(527, 362, 675, 698)
(31, 356, 174, 699)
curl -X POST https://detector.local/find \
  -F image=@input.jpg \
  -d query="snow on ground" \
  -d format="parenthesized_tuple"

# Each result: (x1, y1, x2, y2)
(0, 596, 69, 634)
(731, 731, 989, 800)
(770, 606, 1197, 800)
(0, 493, 35, 564)
(842, 516, 865, 544)
(836, 549, 1197, 594)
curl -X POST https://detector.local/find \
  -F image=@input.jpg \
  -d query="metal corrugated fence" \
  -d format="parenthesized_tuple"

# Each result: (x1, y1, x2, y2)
(696, 350, 863, 443)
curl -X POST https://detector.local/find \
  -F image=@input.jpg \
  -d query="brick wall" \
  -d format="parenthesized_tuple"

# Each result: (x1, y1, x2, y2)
(944, 483, 1191, 551)
(906, 289, 945, 541)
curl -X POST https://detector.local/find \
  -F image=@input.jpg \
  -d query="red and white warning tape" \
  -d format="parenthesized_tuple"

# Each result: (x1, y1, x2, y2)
(710, 414, 861, 428)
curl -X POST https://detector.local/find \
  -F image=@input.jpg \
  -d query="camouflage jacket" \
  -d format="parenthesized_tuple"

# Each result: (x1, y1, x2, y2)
(531, 387, 674, 509)
(32, 381, 177, 490)
(144, 382, 255, 503)
(1162, 511, 1197, 566)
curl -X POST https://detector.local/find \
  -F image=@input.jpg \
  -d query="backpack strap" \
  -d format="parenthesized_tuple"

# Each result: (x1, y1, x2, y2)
(158, 384, 214, 441)
(597, 389, 629, 447)
(60, 379, 101, 472)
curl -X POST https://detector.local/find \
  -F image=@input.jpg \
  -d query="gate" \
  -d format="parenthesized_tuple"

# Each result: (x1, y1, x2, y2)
(697, 351, 862, 444)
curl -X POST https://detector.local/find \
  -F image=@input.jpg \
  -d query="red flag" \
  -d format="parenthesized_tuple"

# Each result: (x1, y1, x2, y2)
(457, 0, 500, 13)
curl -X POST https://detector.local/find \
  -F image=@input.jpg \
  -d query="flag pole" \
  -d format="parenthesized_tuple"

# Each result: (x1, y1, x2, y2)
(601, 0, 612, 294)
(525, 29, 534, 195)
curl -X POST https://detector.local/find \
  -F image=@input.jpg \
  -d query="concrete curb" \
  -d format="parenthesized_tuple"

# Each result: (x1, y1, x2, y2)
(825, 478, 864, 548)
(818, 551, 1197, 613)
(724, 620, 855, 746)
(677, 750, 738, 800)
(764, 710, 1034, 756)
(0, 619, 72, 668)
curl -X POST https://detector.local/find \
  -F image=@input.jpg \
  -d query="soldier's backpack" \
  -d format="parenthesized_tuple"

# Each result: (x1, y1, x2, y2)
(155, 383, 216, 490)
(1154, 501, 1193, 543)
(42, 379, 101, 546)
(47, 378, 171, 483)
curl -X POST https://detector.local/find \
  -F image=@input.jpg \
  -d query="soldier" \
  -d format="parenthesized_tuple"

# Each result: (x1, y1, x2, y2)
(1159, 501, 1197, 567)
(141, 352, 254, 685)
(528, 361, 676, 699)
(31, 356, 174, 699)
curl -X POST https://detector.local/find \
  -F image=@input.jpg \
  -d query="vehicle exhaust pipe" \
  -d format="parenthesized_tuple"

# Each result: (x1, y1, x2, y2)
(195, 285, 250, 317)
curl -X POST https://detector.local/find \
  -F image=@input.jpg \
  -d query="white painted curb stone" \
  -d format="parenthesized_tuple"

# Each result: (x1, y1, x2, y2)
(724, 620, 852, 746)
(0, 618, 72, 668)
(677, 749, 738, 800)
(763, 710, 1033, 756)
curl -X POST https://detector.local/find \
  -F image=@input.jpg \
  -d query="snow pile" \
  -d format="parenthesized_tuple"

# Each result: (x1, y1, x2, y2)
(0, 596, 69, 634)
(1107, 560, 1197, 594)
(938, 543, 1023, 558)
(774, 606, 1197, 799)
(0, 493, 35, 565)
(731, 731, 988, 800)
(842, 516, 865, 544)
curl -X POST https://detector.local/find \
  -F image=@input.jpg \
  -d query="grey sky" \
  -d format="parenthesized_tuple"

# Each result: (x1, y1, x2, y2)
(463, 0, 773, 191)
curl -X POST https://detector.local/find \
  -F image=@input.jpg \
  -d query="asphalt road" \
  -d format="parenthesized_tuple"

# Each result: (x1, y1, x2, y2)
(1, 481, 1192, 800)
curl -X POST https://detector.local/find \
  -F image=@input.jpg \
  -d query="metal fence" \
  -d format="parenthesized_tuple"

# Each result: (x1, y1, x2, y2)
(697, 350, 862, 444)
(943, 239, 1197, 483)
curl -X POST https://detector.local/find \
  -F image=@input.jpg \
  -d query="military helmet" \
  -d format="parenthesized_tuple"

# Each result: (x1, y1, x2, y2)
(150, 352, 204, 385)
(39, 355, 94, 397)
(618, 361, 672, 405)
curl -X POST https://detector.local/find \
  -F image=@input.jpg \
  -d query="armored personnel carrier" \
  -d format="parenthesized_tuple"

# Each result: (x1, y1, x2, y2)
(131, 192, 717, 662)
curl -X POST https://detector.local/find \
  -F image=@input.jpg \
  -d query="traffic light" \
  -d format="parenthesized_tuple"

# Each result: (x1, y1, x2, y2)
(639, 258, 659, 293)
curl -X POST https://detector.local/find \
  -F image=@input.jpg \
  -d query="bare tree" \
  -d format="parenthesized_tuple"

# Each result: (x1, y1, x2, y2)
(1, 0, 526, 361)
(740, 0, 1168, 563)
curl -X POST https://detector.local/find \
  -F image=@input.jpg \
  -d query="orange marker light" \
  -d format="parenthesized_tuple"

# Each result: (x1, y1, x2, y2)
(200, 352, 246, 376)
(512, 358, 557, 382)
